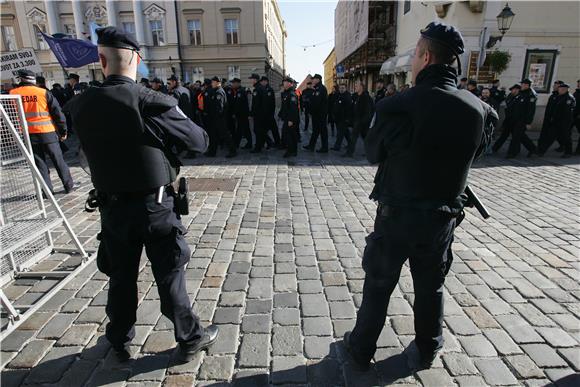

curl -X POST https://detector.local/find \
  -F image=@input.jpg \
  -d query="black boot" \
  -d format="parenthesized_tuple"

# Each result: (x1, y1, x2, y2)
(177, 325, 219, 363)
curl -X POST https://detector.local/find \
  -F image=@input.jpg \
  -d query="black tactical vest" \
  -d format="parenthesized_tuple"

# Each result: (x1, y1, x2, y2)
(66, 79, 176, 193)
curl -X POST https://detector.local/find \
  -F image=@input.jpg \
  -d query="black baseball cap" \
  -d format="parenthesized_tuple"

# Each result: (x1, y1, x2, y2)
(67, 73, 80, 81)
(151, 77, 162, 84)
(231, 78, 241, 83)
(509, 84, 521, 90)
(558, 83, 570, 88)
(211, 76, 221, 82)
(96, 26, 139, 51)
(282, 76, 294, 83)
(168, 75, 179, 82)
(312, 74, 322, 80)
(260, 76, 269, 82)
(249, 73, 260, 80)
(521, 78, 532, 85)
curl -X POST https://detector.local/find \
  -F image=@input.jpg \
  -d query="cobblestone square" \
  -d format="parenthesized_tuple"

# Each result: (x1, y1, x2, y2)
(1, 148, 579, 386)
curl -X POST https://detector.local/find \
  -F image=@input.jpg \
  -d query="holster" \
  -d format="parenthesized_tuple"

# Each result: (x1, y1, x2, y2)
(173, 177, 189, 215)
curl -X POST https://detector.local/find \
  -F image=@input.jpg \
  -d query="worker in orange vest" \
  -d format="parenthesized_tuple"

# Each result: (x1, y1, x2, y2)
(10, 69, 75, 194)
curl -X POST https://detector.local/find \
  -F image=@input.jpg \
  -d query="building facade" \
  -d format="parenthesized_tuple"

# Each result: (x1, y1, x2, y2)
(322, 47, 335, 88)
(381, 0, 580, 126)
(334, 0, 397, 92)
(0, 0, 286, 86)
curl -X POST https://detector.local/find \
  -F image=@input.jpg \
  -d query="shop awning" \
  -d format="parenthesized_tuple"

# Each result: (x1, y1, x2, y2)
(380, 49, 415, 75)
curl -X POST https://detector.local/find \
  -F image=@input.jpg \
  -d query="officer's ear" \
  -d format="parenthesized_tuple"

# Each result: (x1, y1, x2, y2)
(98, 53, 107, 71)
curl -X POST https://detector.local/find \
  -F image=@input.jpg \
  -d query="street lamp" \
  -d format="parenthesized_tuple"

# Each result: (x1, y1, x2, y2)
(486, 3, 516, 48)
(497, 3, 515, 35)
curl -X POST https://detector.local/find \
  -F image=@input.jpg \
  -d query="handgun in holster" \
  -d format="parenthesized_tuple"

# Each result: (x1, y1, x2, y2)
(174, 177, 189, 215)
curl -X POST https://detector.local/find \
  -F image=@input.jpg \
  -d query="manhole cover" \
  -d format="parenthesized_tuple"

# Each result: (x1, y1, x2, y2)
(187, 178, 239, 192)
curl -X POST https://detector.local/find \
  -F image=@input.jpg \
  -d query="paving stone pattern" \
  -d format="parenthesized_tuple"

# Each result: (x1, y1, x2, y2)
(1, 139, 579, 386)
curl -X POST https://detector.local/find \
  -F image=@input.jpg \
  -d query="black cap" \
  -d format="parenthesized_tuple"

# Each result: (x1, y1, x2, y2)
(96, 26, 140, 51)
(221, 78, 228, 83)
(312, 74, 322, 80)
(67, 73, 80, 81)
(554, 80, 563, 85)
(467, 79, 477, 86)
(16, 69, 35, 78)
(249, 73, 260, 80)
(140, 78, 149, 83)
(558, 83, 570, 88)
(460, 77, 468, 82)
(231, 78, 241, 83)
(151, 77, 162, 84)
(420, 21, 464, 56)
(260, 76, 269, 82)
(211, 76, 221, 82)
(203, 78, 212, 86)
(282, 76, 294, 83)
(509, 84, 521, 90)
(168, 75, 178, 82)
(521, 78, 532, 85)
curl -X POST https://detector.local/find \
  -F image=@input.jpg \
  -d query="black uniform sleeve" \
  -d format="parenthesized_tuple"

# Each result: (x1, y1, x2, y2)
(474, 103, 499, 160)
(365, 112, 413, 164)
(289, 92, 300, 124)
(526, 93, 537, 125)
(147, 106, 209, 153)
(46, 90, 67, 136)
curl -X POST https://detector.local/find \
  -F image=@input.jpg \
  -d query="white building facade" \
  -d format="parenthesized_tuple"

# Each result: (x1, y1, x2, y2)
(0, 0, 286, 86)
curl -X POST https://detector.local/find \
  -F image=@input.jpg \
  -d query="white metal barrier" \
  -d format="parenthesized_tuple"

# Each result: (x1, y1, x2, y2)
(0, 95, 91, 339)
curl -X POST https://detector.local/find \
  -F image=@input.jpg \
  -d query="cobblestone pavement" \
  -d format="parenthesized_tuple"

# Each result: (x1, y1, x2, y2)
(1, 139, 579, 386)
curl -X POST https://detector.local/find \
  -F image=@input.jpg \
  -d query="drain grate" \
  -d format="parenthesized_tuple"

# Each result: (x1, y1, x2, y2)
(187, 178, 239, 192)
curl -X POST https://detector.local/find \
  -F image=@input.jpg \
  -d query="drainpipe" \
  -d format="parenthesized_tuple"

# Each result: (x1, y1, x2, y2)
(174, 0, 184, 80)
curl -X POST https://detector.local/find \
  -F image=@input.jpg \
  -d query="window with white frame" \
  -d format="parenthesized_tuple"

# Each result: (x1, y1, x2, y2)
(34, 24, 49, 50)
(149, 20, 165, 46)
(1, 25, 18, 51)
(224, 18, 239, 45)
(122, 22, 136, 40)
(187, 19, 202, 46)
(227, 65, 240, 80)
(192, 67, 204, 82)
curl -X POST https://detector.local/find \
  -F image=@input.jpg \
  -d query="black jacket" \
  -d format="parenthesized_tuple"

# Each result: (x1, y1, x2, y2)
(574, 88, 580, 118)
(365, 64, 497, 212)
(332, 91, 353, 124)
(301, 88, 314, 112)
(278, 88, 299, 124)
(65, 75, 208, 192)
(352, 91, 374, 130)
(250, 84, 267, 120)
(309, 83, 328, 116)
(264, 85, 276, 116)
(170, 85, 194, 120)
(542, 91, 559, 130)
(490, 86, 505, 105)
(208, 86, 228, 128)
(227, 86, 249, 117)
(375, 88, 386, 104)
(514, 88, 537, 125)
(551, 93, 576, 130)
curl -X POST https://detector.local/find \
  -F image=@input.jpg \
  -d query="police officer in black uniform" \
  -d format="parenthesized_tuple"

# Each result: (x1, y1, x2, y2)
(490, 79, 505, 105)
(492, 84, 520, 153)
(343, 22, 497, 371)
(248, 73, 268, 153)
(261, 76, 281, 148)
(301, 81, 314, 132)
(304, 74, 329, 152)
(331, 83, 353, 151)
(278, 76, 300, 157)
(206, 76, 236, 158)
(375, 79, 386, 103)
(64, 27, 218, 363)
(168, 74, 194, 120)
(227, 78, 252, 149)
(539, 83, 576, 158)
(507, 78, 538, 158)
(537, 80, 563, 154)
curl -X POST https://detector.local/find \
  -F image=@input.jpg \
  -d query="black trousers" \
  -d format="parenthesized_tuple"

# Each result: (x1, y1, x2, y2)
(253, 117, 267, 151)
(507, 122, 536, 156)
(307, 113, 328, 150)
(492, 121, 513, 153)
(350, 206, 455, 363)
(231, 115, 251, 148)
(333, 120, 351, 149)
(347, 123, 366, 155)
(538, 123, 572, 155)
(267, 116, 281, 146)
(574, 118, 580, 153)
(207, 120, 235, 155)
(97, 192, 203, 347)
(283, 121, 298, 154)
(32, 142, 73, 193)
(303, 110, 311, 131)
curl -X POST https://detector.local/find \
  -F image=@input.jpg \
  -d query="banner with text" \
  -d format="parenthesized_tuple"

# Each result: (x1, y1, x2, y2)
(1, 49, 42, 81)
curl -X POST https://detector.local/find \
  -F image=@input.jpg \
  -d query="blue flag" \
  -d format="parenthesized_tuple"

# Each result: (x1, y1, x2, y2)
(41, 32, 99, 68)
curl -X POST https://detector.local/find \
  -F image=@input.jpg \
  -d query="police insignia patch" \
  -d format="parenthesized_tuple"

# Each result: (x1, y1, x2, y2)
(567, 100, 572, 105)
(253, 92, 257, 96)
(291, 96, 296, 102)
(531, 98, 536, 102)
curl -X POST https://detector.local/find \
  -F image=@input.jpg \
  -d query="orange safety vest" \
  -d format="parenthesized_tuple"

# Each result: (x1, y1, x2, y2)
(295, 88, 302, 110)
(197, 92, 204, 111)
(10, 85, 56, 134)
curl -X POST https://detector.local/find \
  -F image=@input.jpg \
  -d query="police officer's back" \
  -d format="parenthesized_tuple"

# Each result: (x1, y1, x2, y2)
(278, 76, 300, 157)
(205, 76, 236, 158)
(344, 22, 497, 372)
(64, 27, 217, 363)
(506, 79, 538, 157)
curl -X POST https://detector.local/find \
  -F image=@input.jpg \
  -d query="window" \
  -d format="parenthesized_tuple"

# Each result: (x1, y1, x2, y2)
(192, 67, 204, 83)
(34, 24, 49, 50)
(404, 0, 411, 14)
(1, 25, 17, 51)
(522, 49, 558, 93)
(224, 18, 239, 44)
(64, 24, 76, 37)
(227, 65, 240, 80)
(149, 20, 165, 46)
(122, 22, 136, 40)
(187, 19, 202, 46)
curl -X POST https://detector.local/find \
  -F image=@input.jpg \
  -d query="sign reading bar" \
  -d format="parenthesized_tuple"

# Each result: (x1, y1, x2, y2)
(1, 49, 42, 80)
